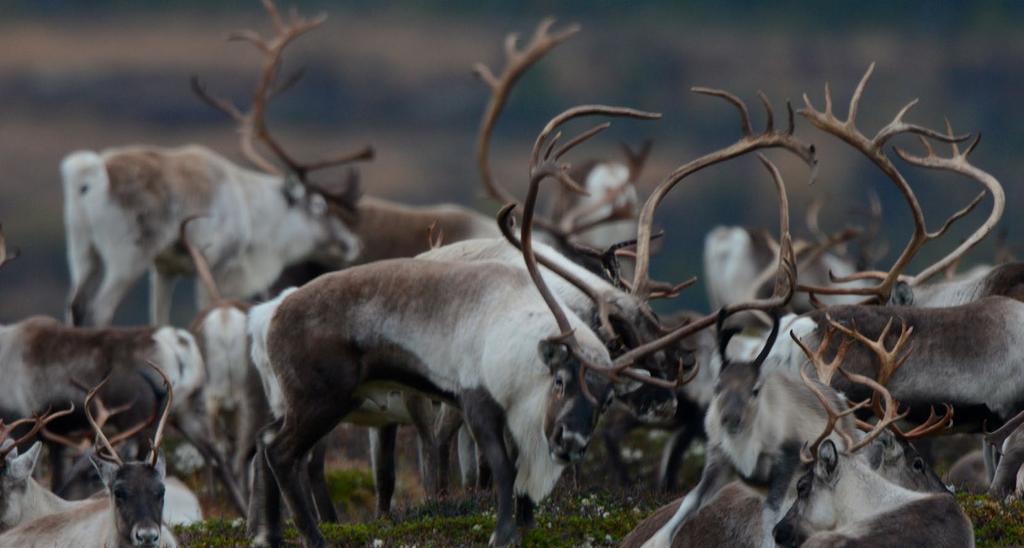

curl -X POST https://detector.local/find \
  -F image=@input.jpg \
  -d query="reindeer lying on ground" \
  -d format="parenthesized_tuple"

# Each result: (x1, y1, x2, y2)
(771, 368, 972, 547)
(0, 368, 177, 548)
(0, 407, 76, 533)
(622, 427, 949, 547)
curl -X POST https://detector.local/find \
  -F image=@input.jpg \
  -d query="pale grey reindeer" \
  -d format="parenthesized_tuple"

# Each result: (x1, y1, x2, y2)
(771, 381, 972, 548)
(621, 428, 949, 547)
(63, 2, 376, 328)
(0, 367, 177, 548)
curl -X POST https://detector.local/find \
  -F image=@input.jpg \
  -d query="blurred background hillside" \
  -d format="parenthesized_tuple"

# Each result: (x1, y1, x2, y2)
(0, 1, 1020, 324)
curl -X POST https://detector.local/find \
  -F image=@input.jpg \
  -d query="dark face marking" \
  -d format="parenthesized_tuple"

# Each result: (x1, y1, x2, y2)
(539, 341, 610, 464)
(93, 458, 165, 547)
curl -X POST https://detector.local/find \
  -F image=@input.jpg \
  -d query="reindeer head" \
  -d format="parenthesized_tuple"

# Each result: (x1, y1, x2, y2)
(191, 0, 372, 265)
(0, 442, 43, 530)
(86, 363, 172, 547)
(712, 309, 781, 435)
(538, 339, 613, 464)
(772, 438, 843, 547)
(867, 429, 947, 494)
(0, 406, 74, 531)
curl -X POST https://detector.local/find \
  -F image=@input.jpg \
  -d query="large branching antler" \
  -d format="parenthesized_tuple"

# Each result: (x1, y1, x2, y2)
(629, 89, 816, 300)
(609, 155, 798, 375)
(0, 404, 75, 462)
(795, 64, 1003, 302)
(474, 17, 580, 214)
(826, 316, 953, 440)
(192, 0, 372, 200)
(145, 361, 173, 467)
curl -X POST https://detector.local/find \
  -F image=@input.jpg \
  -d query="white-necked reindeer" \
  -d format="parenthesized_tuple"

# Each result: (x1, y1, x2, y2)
(62, 3, 374, 328)
(0, 368, 177, 548)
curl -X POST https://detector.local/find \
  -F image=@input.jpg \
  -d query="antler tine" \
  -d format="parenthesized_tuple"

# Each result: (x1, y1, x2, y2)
(143, 361, 173, 466)
(0, 403, 76, 461)
(896, 403, 954, 439)
(842, 368, 910, 453)
(894, 123, 1005, 285)
(611, 154, 798, 370)
(85, 377, 124, 465)
(630, 88, 815, 300)
(180, 216, 222, 303)
(797, 64, 994, 303)
(0, 223, 21, 270)
(474, 17, 581, 210)
(794, 335, 868, 462)
(198, 0, 372, 186)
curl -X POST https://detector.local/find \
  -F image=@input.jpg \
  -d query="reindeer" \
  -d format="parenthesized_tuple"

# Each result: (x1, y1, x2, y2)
(0, 407, 76, 533)
(621, 424, 948, 548)
(0, 368, 177, 548)
(771, 358, 972, 548)
(62, 5, 375, 328)
(0, 315, 246, 513)
(644, 296, 960, 548)
(246, 100, 798, 546)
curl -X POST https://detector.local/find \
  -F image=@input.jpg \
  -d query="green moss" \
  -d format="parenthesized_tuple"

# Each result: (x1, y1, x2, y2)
(324, 468, 376, 518)
(178, 489, 1024, 546)
(958, 493, 1024, 548)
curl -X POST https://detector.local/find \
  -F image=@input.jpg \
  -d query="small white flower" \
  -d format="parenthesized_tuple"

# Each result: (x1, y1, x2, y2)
(372, 539, 384, 547)
(602, 511, 611, 519)
(472, 524, 482, 532)
(605, 534, 614, 543)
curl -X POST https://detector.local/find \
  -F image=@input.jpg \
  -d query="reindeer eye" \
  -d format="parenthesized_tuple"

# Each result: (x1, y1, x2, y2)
(797, 476, 811, 497)
(114, 488, 128, 500)
(554, 376, 565, 390)
(912, 457, 925, 472)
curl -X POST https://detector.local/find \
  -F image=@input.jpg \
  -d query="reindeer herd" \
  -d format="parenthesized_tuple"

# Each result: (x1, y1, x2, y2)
(0, 2, 1019, 547)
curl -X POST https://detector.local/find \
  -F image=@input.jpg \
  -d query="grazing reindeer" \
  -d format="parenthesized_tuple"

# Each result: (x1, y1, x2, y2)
(771, 365, 971, 548)
(63, 4, 372, 328)
(0, 407, 76, 533)
(792, 64, 1004, 307)
(245, 104, 740, 547)
(0, 368, 177, 548)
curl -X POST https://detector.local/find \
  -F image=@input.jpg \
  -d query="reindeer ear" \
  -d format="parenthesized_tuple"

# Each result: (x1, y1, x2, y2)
(891, 281, 914, 306)
(90, 455, 119, 488)
(816, 439, 839, 482)
(878, 430, 902, 462)
(538, 340, 571, 371)
(7, 442, 42, 482)
(153, 452, 166, 480)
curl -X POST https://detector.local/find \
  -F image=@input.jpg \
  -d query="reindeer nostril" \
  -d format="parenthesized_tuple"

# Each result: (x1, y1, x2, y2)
(552, 424, 565, 445)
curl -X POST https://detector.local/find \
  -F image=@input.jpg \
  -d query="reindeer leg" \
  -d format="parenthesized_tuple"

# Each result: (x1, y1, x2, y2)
(266, 402, 353, 548)
(406, 394, 441, 496)
(175, 414, 247, 514)
(457, 424, 477, 488)
(369, 424, 398, 517)
(433, 404, 463, 495)
(149, 268, 177, 326)
(307, 439, 338, 522)
(67, 247, 102, 326)
(641, 443, 735, 548)
(461, 389, 517, 547)
(989, 426, 1024, 498)
(658, 416, 703, 493)
(600, 408, 638, 486)
(248, 420, 283, 548)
